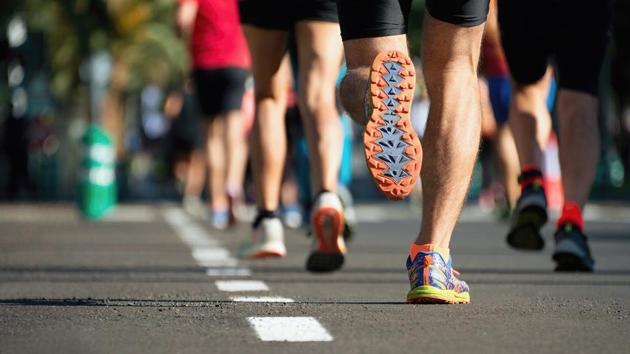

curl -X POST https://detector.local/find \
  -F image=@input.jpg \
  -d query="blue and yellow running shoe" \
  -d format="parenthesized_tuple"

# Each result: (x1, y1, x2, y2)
(406, 245, 470, 304)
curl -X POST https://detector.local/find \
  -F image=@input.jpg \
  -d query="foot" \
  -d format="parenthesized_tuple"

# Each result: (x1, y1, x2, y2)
(211, 208, 234, 230)
(507, 172, 548, 250)
(364, 50, 422, 200)
(282, 204, 303, 229)
(552, 223, 594, 272)
(337, 185, 357, 241)
(182, 195, 206, 219)
(406, 248, 470, 304)
(306, 192, 346, 272)
(239, 214, 286, 259)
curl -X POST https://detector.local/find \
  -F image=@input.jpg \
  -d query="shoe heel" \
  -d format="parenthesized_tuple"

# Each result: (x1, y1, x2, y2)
(507, 206, 548, 250)
(306, 208, 345, 273)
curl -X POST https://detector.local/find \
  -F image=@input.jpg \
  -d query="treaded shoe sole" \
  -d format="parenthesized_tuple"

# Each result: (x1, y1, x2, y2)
(364, 50, 422, 200)
(239, 244, 286, 260)
(406, 286, 470, 304)
(506, 205, 548, 250)
(306, 207, 346, 272)
(552, 252, 594, 272)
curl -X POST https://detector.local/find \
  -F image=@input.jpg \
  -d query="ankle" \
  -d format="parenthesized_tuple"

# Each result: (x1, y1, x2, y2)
(557, 201, 584, 231)
(518, 165, 544, 192)
(409, 243, 450, 262)
(253, 209, 278, 228)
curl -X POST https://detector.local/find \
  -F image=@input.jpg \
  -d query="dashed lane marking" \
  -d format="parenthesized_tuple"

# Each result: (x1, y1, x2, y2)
(191, 247, 232, 262)
(206, 267, 252, 277)
(231, 296, 295, 303)
(215, 280, 269, 292)
(162, 207, 252, 275)
(164, 207, 334, 342)
(247, 317, 334, 342)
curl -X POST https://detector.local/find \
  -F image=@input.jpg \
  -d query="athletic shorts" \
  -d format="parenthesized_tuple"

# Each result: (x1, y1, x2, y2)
(498, 0, 613, 96)
(193, 67, 248, 117)
(487, 76, 511, 125)
(239, 0, 338, 30)
(337, 0, 489, 41)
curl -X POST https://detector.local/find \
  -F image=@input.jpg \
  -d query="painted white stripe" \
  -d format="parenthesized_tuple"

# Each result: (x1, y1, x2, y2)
(192, 247, 231, 261)
(231, 296, 294, 303)
(100, 205, 156, 222)
(247, 317, 333, 342)
(196, 258, 240, 267)
(206, 267, 252, 277)
(162, 207, 247, 270)
(215, 280, 269, 292)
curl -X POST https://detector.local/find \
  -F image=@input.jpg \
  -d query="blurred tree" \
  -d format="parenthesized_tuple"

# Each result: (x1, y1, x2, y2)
(9, 0, 188, 156)
(18, 0, 188, 101)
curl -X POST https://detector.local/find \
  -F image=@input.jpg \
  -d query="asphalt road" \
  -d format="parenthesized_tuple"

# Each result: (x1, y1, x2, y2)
(1, 203, 629, 354)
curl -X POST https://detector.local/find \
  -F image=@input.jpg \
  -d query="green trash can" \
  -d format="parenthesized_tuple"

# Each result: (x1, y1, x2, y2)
(78, 125, 117, 219)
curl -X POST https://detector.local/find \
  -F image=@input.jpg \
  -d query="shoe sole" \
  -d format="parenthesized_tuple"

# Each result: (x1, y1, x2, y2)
(364, 50, 422, 200)
(506, 205, 548, 250)
(306, 207, 345, 272)
(248, 250, 286, 259)
(239, 244, 286, 260)
(552, 252, 594, 272)
(406, 286, 470, 304)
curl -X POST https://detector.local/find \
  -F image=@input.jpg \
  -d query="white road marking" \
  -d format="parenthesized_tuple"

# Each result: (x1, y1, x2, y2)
(192, 247, 231, 261)
(215, 280, 269, 292)
(100, 205, 157, 222)
(196, 258, 240, 267)
(206, 267, 252, 277)
(247, 317, 333, 342)
(162, 207, 253, 276)
(231, 296, 294, 303)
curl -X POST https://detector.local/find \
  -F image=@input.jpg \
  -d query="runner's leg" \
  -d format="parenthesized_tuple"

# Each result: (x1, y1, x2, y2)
(242, 26, 291, 212)
(340, 35, 409, 125)
(295, 20, 344, 194)
(416, 15, 485, 248)
(509, 68, 554, 169)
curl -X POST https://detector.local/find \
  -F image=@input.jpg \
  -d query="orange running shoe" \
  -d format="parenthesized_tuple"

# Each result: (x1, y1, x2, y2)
(306, 192, 346, 272)
(364, 50, 422, 200)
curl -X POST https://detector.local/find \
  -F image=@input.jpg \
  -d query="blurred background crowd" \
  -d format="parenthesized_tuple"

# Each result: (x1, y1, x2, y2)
(0, 0, 628, 221)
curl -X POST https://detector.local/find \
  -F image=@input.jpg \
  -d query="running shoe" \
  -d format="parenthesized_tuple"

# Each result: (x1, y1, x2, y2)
(238, 214, 286, 259)
(283, 204, 303, 229)
(306, 192, 346, 272)
(507, 171, 548, 250)
(183, 195, 206, 219)
(364, 50, 422, 200)
(552, 223, 595, 272)
(406, 248, 470, 304)
(211, 209, 231, 230)
(338, 184, 357, 241)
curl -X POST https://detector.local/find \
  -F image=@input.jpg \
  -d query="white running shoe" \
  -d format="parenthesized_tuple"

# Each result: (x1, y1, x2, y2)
(306, 192, 346, 272)
(239, 216, 286, 259)
(182, 195, 206, 219)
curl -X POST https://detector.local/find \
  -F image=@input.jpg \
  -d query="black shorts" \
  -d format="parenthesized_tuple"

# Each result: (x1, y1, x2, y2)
(337, 0, 489, 41)
(498, 0, 613, 96)
(169, 93, 203, 153)
(193, 67, 248, 117)
(239, 0, 338, 31)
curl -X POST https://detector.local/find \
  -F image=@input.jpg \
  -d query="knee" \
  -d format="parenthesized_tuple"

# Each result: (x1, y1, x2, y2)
(299, 82, 337, 120)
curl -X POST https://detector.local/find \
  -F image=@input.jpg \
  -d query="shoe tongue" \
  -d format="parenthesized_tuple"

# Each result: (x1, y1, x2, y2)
(409, 243, 450, 262)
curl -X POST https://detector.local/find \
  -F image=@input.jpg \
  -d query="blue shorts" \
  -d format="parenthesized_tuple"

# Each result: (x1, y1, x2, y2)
(487, 76, 511, 125)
